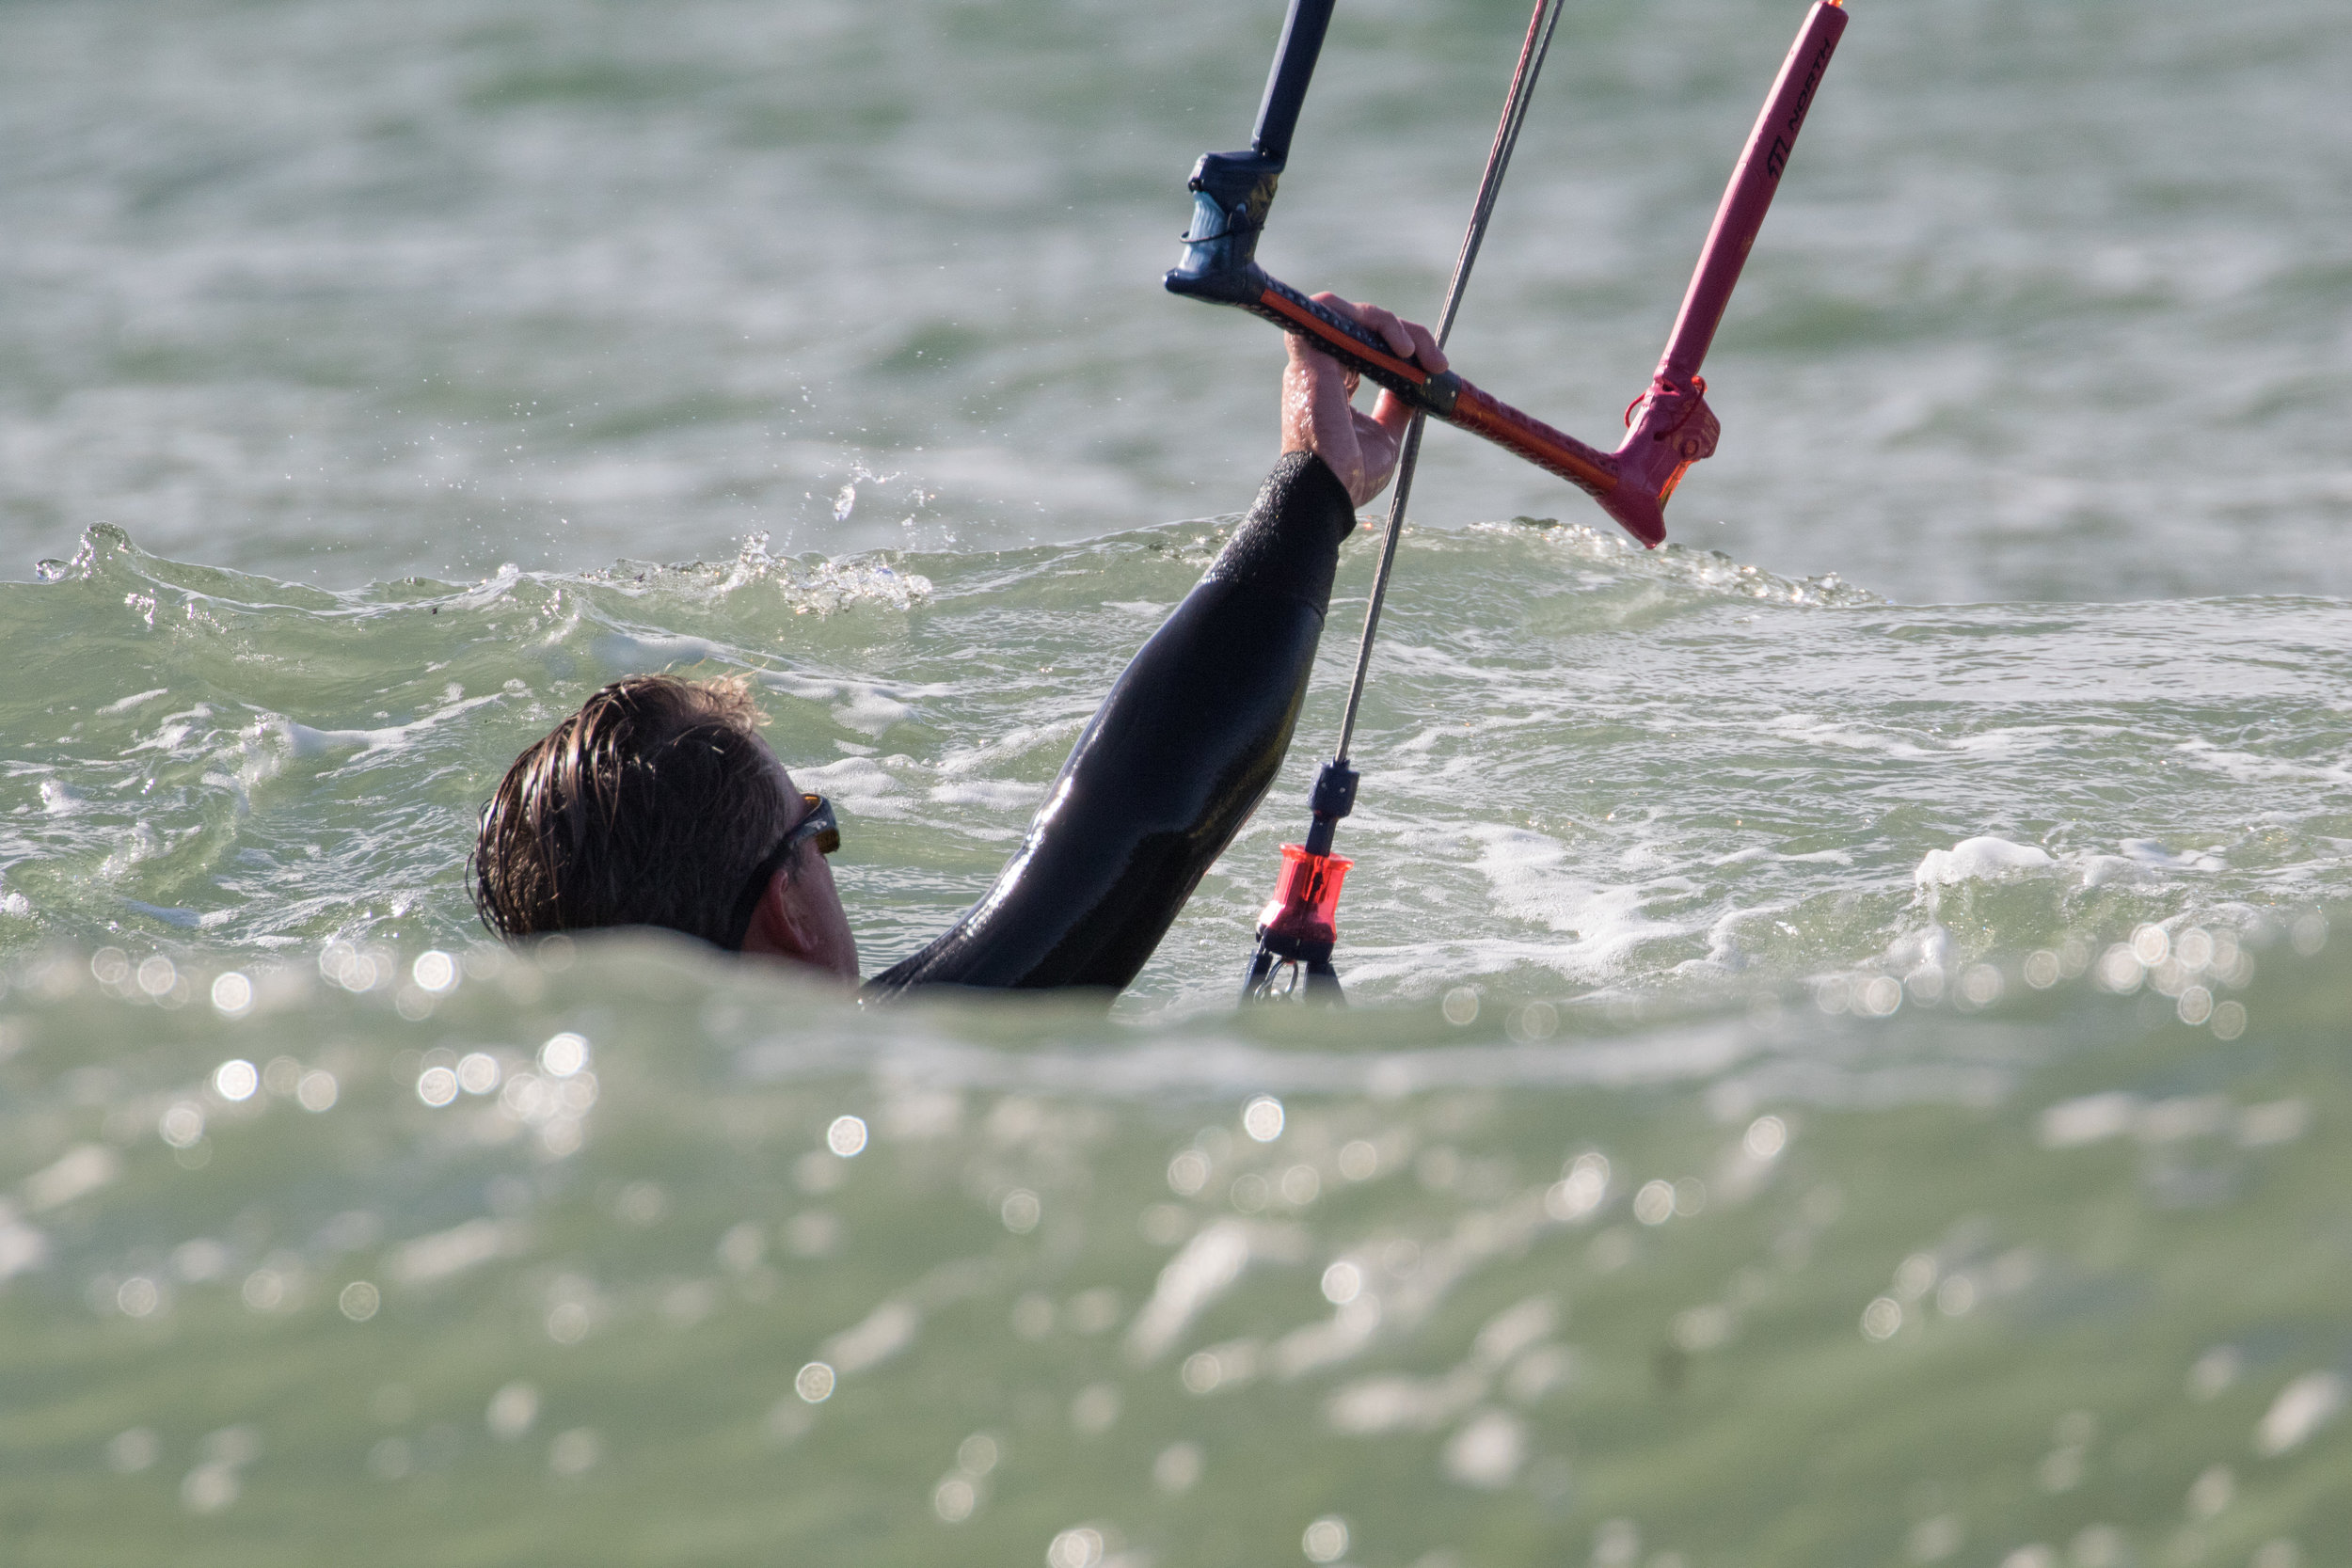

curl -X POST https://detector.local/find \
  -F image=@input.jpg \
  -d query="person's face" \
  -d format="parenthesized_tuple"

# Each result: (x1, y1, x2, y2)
(737, 754, 859, 982)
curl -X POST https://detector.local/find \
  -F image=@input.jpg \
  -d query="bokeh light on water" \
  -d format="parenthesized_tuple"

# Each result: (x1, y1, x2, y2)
(3, 927, 2347, 1564)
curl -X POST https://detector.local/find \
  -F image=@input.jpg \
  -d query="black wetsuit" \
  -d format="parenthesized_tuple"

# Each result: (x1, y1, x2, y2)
(865, 451, 1356, 996)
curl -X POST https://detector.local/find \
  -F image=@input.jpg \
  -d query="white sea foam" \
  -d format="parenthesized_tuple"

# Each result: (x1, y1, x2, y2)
(277, 693, 501, 759)
(2118, 839, 2227, 872)
(930, 780, 1043, 812)
(791, 756, 904, 816)
(936, 721, 1090, 778)
(1915, 837, 2056, 887)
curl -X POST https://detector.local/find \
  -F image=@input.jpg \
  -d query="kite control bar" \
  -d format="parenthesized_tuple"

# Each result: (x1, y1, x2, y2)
(1211, 0, 1853, 1002)
(1168, 0, 1850, 548)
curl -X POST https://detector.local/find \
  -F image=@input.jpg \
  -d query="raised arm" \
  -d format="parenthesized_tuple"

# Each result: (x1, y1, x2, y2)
(864, 451, 1355, 994)
(865, 300, 1441, 996)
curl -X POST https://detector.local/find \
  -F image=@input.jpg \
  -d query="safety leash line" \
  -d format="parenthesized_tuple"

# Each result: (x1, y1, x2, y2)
(1332, 0, 1565, 767)
(1238, 0, 1565, 1002)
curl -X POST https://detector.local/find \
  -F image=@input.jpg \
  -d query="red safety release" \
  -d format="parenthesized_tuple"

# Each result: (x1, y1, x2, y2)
(1256, 844, 1353, 948)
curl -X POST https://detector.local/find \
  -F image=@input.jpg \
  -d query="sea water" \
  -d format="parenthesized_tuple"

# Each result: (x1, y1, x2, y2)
(1, 0, 2347, 1563)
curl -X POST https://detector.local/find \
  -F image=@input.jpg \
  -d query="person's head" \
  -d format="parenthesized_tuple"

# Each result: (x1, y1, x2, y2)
(470, 674, 857, 978)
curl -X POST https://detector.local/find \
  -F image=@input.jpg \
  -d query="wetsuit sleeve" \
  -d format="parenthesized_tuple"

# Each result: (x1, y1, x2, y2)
(866, 451, 1357, 996)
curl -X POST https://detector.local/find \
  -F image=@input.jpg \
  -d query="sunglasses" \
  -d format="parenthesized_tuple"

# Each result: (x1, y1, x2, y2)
(723, 794, 840, 951)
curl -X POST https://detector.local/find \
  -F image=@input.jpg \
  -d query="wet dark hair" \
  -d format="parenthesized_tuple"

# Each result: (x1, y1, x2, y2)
(470, 674, 798, 946)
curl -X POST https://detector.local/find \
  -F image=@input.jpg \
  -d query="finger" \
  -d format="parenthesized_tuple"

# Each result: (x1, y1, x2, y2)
(1402, 319, 1446, 374)
(1291, 293, 1354, 367)
(1306, 291, 1370, 332)
(1311, 293, 1413, 367)
(1350, 302, 1416, 361)
(1368, 387, 1415, 440)
(1309, 293, 1430, 372)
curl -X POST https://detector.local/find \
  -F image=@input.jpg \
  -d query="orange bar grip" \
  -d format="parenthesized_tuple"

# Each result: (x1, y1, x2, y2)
(1254, 287, 1433, 386)
(1447, 381, 1619, 499)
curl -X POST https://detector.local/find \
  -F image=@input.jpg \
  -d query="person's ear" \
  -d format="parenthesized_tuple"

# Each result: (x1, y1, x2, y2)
(736, 853, 858, 982)
(738, 868, 810, 962)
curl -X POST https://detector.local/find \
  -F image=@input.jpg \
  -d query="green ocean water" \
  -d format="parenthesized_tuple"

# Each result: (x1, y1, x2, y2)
(2, 0, 2348, 1562)
(2, 934, 2347, 1566)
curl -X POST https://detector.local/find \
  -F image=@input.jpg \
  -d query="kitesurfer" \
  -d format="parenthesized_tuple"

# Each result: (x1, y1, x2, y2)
(469, 299, 1445, 992)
